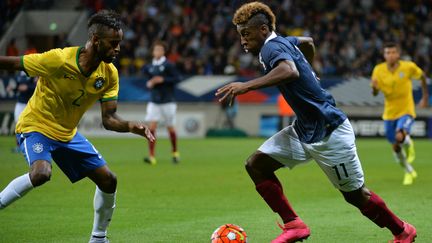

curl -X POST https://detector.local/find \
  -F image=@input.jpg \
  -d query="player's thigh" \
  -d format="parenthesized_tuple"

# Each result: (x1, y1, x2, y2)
(161, 102, 177, 126)
(395, 115, 414, 134)
(51, 132, 108, 183)
(246, 151, 285, 174)
(16, 132, 54, 166)
(258, 125, 311, 168)
(145, 102, 162, 122)
(306, 119, 364, 192)
(384, 119, 397, 143)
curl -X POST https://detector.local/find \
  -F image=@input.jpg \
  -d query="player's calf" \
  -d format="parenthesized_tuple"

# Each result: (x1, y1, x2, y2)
(90, 187, 115, 241)
(0, 173, 34, 209)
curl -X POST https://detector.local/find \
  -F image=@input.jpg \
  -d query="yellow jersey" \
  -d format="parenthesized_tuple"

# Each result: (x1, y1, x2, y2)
(16, 46, 119, 142)
(371, 60, 422, 120)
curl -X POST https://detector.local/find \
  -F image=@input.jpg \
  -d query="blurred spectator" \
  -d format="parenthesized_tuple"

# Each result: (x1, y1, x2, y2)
(6, 71, 38, 152)
(109, 0, 432, 78)
(5, 0, 432, 78)
(6, 39, 19, 56)
(24, 40, 37, 55)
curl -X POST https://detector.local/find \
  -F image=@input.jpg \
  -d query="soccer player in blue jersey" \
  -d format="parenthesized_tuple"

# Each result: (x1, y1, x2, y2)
(7, 71, 37, 152)
(0, 10, 154, 243)
(216, 2, 416, 243)
(142, 41, 181, 165)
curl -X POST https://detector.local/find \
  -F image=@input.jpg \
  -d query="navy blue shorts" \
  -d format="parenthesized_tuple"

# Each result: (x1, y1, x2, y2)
(384, 115, 414, 144)
(16, 132, 106, 183)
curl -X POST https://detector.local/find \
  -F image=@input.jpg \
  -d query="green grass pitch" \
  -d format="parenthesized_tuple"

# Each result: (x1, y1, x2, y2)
(0, 136, 431, 242)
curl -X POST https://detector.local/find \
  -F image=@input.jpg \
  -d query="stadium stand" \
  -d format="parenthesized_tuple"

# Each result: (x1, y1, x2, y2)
(0, 0, 431, 137)
(2, 0, 432, 78)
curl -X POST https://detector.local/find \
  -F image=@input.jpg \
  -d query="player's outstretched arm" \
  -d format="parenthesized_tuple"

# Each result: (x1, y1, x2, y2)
(0, 56, 22, 71)
(418, 73, 429, 108)
(100, 100, 155, 142)
(296, 37, 315, 64)
(216, 60, 299, 105)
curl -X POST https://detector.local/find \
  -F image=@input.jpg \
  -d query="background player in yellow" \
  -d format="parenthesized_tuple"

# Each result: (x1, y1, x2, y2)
(371, 42, 429, 185)
(0, 10, 155, 243)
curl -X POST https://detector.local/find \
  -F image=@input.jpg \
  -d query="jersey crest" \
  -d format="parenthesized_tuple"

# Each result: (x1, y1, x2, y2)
(94, 76, 105, 90)
(32, 143, 44, 153)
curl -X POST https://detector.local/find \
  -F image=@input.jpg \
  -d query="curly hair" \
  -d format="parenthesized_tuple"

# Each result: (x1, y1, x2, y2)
(88, 9, 122, 37)
(232, 2, 276, 31)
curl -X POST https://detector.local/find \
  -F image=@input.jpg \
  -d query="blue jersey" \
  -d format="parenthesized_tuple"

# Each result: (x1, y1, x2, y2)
(15, 71, 36, 104)
(142, 58, 180, 104)
(259, 36, 346, 143)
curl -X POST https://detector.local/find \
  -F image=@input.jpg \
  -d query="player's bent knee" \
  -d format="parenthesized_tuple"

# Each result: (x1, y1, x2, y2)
(245, 152, 279, 175)
(29, 160, 52, 187)
(245, 153, 260, 171)
(395, 131, 405, 144)
(341, 186, 371, 208)
(392, 143, 401, 152)
(99, 171, 117, 193)
(29, 170, 51, 187)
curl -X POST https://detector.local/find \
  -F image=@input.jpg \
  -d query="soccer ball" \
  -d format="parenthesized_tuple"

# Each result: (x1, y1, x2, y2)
(211, 224, 247, 243)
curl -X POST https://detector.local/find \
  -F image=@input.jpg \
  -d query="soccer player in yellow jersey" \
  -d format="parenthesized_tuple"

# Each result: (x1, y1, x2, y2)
(0, 10, 155, 243)
(371, 42, 429, 186)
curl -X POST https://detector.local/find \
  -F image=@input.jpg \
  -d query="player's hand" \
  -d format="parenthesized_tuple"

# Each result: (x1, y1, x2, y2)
(370, 79, 378, 88)
(128, 121, 155, 142)
(152, 76, 163, 83)
(17, 84, 28, 92)
(370, 79, 379, 96)
(146, 80, 154, 89)
(146, 76, 164, 89)
(418, 96, 429, 108)
(215, 82, 248, 106)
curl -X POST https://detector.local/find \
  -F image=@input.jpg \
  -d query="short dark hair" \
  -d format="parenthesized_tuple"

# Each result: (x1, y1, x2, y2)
(87, 10, 122, 37)
(383, 42, 400, 49)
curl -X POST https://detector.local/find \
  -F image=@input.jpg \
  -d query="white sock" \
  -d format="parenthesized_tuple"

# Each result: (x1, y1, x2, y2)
(393, 151, 414, 173)
(91, 187, 116, 237)
(0, 173, 34, 209)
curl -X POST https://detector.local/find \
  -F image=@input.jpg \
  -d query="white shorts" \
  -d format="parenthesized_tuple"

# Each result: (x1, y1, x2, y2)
(14, 102, 27, 123)
(258, 119, 364, 192)
(145, 102, 177, 126)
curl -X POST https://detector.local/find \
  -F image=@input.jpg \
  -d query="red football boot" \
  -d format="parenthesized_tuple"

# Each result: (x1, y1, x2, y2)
(271, 218, 311, 243)
(392, 222, 417, 243)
